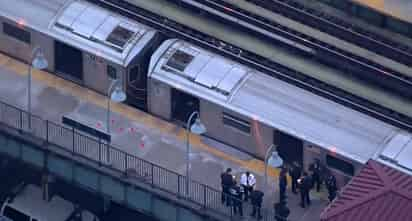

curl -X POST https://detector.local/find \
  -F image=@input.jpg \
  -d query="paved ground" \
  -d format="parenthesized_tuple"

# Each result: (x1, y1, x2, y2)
(0, 53, 328, 220)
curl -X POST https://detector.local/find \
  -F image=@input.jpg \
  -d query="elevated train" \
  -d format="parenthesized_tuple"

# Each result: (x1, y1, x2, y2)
(0, 0, 407, 186)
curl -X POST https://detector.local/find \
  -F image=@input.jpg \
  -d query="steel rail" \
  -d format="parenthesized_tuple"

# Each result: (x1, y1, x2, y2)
(250, 0, 412, 67)
(176, 0, 412, 96)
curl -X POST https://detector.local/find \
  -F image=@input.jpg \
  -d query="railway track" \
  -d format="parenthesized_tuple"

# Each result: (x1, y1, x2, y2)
(87, 0, 412, 132)
(175, 0, 412, 97)
(246, 0, 412, 67)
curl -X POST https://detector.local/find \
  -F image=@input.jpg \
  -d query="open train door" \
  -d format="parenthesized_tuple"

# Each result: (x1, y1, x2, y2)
(54, 41, 83, 82)
(127, 65, 147, 111)
(171, 89, 199, 126)
(274, 130, 303, 166)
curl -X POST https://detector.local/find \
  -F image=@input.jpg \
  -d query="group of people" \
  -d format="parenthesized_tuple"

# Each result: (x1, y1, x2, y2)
(220, 159, 340, 220)
(289, 159, 339, 208)
(221, 168, 264, 219)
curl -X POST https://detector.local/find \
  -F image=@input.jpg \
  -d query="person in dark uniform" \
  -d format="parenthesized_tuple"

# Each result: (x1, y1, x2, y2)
(274, 200, 290, 221)
(278, 168, 288, 203)
(309, 159, 322, 192)
(250, 189, 264, 220)
(325, 172, 338, 202)
(221, 168, 234, 206)
(229, 183, 243, 216)
(299, 172, 312, 208)
(289, 161, 302, 194)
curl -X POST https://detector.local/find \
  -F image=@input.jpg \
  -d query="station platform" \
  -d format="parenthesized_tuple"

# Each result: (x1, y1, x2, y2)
(124, 0, 412, 120)
(0, 53, 328, 220)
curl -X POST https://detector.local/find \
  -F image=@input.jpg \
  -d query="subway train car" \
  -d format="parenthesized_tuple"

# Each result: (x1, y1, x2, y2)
(147, 39, 402, 186)
(0, 0, 407, 186)
(0, 0, 160, 110)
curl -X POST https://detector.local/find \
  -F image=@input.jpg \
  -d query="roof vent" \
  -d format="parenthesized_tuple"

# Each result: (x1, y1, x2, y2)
(106, 25, 135, 48)
(165, 50, 194, 72)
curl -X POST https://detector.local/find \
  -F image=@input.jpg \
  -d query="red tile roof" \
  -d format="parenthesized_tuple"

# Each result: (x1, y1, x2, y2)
(321, 160, 412, 221)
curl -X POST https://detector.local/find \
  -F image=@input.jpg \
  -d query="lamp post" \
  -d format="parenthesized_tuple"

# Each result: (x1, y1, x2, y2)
(264, 144, 283, 192)
(105, 79, 126, 165)
(185, 111, 206, 197)
(28, 46, 48, 129)
(106, 79, 126, 134)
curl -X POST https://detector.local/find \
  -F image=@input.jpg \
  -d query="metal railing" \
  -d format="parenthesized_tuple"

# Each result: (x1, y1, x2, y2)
(0, 100, 277, 220)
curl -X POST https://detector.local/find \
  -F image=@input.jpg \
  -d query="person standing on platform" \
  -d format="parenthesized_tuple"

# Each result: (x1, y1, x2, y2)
(250, 189, 264, 220)
(289, 161, 302, 194)
(221, 168, 235, 206)
(309, 159, 322, 192)
(299, 172, 312, 208)
(240, 171, 256, 202)
(229, 182, 243, 217)
(278, 168, 288, 203)
(326, 171, 338, 202)
(274, 200, 290, 221)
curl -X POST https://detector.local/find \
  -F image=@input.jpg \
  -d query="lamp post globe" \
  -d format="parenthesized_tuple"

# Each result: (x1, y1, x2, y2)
(32, 51, 48, 70)
(110, 86, 127, 103)
(190, 118, 207, 135)
(268, 151, 283, 168)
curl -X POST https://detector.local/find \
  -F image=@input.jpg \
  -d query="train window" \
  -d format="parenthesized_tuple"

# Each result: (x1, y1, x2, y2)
(222, 112, 250, 134)
(106, 26, 134, 48)
(166, 50, 194, 72)
(107, 65, 117, 79)
(326, 155, 354, 176)
(3, 22, 31, 44)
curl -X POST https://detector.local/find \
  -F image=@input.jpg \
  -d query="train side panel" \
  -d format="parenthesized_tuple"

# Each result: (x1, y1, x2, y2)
(0, 18, 54, 71)
(200, 99, 272, 158)
(147, 78, 172, 120)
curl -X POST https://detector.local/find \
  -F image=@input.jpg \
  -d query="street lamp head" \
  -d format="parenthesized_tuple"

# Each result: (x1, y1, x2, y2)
(268, 151, 283, 168)
(110, 86, 127, 103)
(190, 118, 206, 135)
(32, 50, 48, 70)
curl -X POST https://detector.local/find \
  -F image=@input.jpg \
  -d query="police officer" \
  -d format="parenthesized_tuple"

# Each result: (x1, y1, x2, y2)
(250, 189, 264, 220)
(274, 200, 290, 221)
(221, 168, 235, 206)
(309, 159, 322, 192)
(278, 168, 288, 203)
(289, 161, 301, 194)
(326, 172, 338, 202)
(240, 171, 256, 201)
(229, 183, 243, 216)
(299, 172, 312, 208)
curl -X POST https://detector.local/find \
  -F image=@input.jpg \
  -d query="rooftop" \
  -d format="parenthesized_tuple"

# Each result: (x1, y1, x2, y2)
(321, 160, 412, 221)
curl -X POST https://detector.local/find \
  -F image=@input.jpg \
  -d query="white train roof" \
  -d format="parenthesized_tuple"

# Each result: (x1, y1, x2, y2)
(149, 39, 404, 164)
(0, 0, 157, 66)
(378, 132, 412, 175)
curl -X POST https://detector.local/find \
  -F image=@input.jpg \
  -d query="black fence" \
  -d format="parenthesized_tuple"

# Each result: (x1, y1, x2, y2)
(0, 100, 277, 220)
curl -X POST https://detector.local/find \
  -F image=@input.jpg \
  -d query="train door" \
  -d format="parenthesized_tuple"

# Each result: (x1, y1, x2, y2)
(127, 65, 147, 111)
(274, 130, 303, 166)
(171, 89, 199, 125)
(54, 41, 83, 81)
